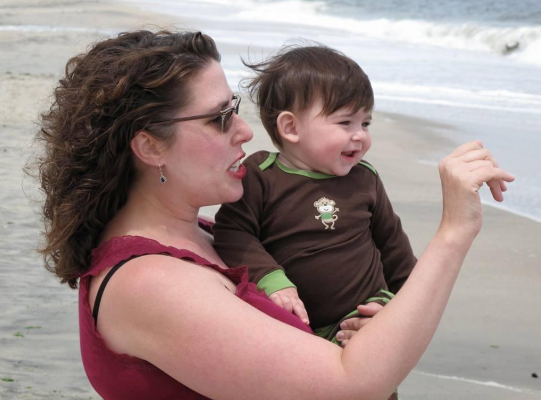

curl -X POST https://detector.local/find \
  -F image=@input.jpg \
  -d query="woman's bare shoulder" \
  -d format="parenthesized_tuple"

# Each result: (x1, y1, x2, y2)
(93, 253, 347, 400)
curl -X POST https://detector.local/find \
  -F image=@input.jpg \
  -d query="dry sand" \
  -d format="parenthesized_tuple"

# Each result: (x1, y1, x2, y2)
(0, 1, 540, 399)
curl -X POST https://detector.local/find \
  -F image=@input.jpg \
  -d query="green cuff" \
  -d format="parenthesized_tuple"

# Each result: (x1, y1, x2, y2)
(257, 270, 296, 296)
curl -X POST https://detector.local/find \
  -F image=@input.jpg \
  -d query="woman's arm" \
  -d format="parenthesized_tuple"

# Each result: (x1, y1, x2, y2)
(96, 141, 514, 400)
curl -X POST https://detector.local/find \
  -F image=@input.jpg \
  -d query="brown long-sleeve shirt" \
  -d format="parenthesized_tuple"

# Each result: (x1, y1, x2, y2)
(213, 151, 416, 329)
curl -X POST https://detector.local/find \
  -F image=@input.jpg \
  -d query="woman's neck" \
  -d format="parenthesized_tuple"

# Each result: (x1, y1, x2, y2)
(99, 181, 228, 267)
(101, 185, 202, 247)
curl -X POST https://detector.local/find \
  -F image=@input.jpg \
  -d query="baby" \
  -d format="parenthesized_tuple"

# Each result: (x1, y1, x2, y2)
(213, 44, 416, 341)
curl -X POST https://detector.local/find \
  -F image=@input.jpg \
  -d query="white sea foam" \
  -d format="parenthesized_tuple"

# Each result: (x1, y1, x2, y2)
(229, 1, 541, 65)
(120, 0, 541, 65)
(0, 25, 111, 34)
(510, 36, 541, 65)
(347, 20, 541, 61)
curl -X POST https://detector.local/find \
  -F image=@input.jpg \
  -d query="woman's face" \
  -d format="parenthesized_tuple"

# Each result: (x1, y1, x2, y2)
(161, 61, 253, 208)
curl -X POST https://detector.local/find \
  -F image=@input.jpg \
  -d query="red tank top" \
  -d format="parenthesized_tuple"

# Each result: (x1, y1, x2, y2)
(79, 234, 312, 399)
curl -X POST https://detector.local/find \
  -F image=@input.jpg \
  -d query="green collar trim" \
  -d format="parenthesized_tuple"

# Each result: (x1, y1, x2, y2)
(276, 159, 336, 179)
(257, 152, 377, 178)
(358, 161, 377, 176)
(258, 152, 335, 179)
(258, 152, 278, 171)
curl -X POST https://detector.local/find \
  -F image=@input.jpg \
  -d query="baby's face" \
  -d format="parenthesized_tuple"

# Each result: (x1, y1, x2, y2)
(291, 99, 373, 176)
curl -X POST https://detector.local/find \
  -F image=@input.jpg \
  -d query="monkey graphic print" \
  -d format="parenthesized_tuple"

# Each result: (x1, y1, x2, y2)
(314, 197, 340, 230)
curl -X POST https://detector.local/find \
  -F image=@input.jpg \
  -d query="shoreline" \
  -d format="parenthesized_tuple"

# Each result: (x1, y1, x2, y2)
(1, 0, 538, 224)
(1, 1, 540, 399)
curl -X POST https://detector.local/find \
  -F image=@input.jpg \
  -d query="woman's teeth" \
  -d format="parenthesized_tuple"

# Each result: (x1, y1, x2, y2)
(229, 160, 241, 172)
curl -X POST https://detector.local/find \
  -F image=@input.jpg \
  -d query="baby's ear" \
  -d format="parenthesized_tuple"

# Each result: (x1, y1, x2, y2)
(276, 111, 300, 144)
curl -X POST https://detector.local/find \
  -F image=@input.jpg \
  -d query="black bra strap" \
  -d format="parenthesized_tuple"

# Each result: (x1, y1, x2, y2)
(92, 256, 138, 327)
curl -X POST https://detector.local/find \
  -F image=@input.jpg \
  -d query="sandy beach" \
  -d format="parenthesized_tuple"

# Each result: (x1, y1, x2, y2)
(0, 1, 540, 399)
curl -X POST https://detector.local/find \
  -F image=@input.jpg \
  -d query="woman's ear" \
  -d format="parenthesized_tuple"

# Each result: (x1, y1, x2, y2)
(130, 131, 166, 167)
(276, 111, 300, 145)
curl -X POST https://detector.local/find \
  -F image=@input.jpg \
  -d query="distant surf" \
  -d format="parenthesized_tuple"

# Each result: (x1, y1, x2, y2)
(115, 0, 541, 223)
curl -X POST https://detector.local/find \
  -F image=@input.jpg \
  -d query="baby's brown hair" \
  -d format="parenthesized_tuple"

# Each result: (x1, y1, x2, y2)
(242, 43, 374, 149)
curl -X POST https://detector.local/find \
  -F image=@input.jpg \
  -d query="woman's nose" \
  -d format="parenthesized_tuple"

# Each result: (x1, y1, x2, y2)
(232, 114, 253, 144)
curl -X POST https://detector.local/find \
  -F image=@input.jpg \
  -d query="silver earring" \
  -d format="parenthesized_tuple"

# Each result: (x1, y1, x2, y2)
(158, 164, 167, 184)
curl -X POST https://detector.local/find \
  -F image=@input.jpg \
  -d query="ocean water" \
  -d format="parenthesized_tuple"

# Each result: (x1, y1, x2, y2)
(118, 0, 541, 221)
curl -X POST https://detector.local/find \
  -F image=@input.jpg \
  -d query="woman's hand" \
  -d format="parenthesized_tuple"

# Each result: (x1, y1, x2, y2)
(335, 303, 384, 348)
(338, 142, 514, 348)
(438, 141, 515, 243)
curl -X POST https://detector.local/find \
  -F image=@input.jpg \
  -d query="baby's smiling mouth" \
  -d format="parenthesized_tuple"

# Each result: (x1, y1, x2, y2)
(341, 150, 357, 158)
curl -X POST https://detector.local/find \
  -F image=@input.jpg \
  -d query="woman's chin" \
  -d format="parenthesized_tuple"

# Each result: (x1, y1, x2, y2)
(218, 185, 244, 205)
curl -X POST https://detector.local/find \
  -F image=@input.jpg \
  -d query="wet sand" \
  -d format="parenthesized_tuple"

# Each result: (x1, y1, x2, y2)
(0, 1, 540, 399)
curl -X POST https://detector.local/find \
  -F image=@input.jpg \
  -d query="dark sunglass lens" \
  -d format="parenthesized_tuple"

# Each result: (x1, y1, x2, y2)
(222, 110, 233, 133)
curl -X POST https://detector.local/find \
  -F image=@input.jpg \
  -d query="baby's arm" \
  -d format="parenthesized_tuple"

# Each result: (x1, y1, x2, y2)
(213, 154, 309, 323)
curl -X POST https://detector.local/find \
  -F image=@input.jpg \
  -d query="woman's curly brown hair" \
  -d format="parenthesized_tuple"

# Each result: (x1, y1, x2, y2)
(34, 30, 220, 288)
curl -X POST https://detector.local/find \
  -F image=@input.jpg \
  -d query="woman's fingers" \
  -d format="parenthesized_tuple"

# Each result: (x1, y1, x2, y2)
(447, 142, 514, 202)
(472, 166, 515, 202)
(465, 160, 494, 172)
(356, 302, 384, 317)
(446, 140, 484, 158)
(457, 147, 511, 200)
(438, 141, 514, 240)
(336, 303, 385, 347)
(458, 149, 493, 164)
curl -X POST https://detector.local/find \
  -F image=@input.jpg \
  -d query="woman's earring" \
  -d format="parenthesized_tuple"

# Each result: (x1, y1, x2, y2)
(158, 164, 167, 184)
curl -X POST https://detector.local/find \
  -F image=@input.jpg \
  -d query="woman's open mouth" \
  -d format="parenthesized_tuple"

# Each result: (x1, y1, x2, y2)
(228, 159, 242, 172)
(227, 156, 247, 179)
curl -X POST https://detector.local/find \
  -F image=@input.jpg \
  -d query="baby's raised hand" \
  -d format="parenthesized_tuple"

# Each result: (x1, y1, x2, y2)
(269, 287, 310, 325)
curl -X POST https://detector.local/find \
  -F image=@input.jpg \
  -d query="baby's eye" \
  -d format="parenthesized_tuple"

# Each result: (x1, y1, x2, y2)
(362, 121, 371, 128)
(338, 121, 351, 126)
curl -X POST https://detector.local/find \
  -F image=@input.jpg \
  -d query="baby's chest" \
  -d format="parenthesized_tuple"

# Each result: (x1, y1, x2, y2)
(261, 180, 376, 237)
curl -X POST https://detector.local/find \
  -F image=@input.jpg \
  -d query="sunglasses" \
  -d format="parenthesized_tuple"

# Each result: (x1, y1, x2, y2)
(152, 95, 241, 133)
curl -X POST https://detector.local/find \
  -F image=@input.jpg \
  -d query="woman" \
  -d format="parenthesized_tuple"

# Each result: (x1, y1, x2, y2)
(35, 30, 514, 399)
